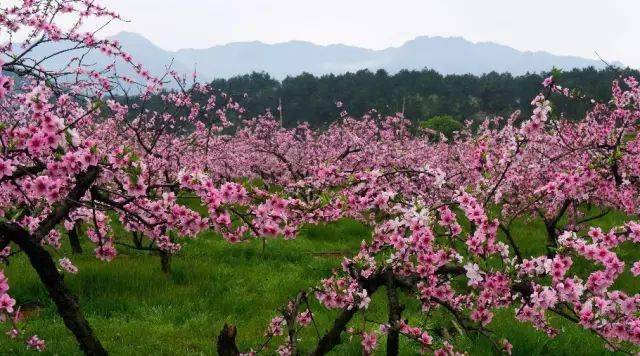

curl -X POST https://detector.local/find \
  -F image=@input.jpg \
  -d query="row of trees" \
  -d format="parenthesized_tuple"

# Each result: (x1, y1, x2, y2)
(1, 1, 640, 355)
(218, 76, 640, 355)
(209, 67, 640, 128)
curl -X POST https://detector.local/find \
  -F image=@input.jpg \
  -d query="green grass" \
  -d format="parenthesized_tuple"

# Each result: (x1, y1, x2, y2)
(0, 212, 637, 355)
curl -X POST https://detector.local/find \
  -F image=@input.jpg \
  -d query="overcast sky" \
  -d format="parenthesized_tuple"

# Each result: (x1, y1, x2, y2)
(97, 0, 639, 67)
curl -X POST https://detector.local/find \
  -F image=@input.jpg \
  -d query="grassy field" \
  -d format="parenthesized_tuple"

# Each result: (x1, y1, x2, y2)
(1, 212, 637, 355)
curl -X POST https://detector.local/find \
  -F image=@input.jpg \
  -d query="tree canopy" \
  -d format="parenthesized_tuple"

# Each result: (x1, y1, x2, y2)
(209, 67, 640, 127)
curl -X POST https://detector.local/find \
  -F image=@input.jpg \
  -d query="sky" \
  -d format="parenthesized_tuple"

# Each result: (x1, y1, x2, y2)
(95, 0, 639, 67)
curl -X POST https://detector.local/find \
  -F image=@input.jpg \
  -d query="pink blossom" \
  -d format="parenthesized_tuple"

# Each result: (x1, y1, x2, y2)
(26, 335, 46, 352)
(0, 293, 16, 313)
(361, 332, 377, 355)
(0, 75, 13, 99)
(296, 309, 312, 326)
(0, 159, 15, 179)
(59, 258, 79, 274)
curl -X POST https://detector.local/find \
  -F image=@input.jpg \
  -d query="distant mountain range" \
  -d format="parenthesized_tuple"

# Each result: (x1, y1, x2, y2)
(107, 32, 621, 82)
(16, 32, 623, 86)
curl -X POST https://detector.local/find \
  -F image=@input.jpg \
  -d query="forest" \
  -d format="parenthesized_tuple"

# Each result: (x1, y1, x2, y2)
(209, 67, 640, 127)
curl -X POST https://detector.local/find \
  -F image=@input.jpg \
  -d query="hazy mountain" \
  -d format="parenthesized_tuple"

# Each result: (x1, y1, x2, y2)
(16, 32, 620, 85)
(5, 32, 197, 89)
(108, 32, 618, 80)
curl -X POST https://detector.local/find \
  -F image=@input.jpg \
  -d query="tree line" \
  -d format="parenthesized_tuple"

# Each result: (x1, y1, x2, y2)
(207, 67, 639, 127)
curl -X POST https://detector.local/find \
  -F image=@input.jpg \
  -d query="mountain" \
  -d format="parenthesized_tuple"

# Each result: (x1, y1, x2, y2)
(20, 32, 621, 84)
(6, 33, 198, 88)
(375, 36, 618, 76)
(108, 32, 620, 81)
(110, 32, 196, 81)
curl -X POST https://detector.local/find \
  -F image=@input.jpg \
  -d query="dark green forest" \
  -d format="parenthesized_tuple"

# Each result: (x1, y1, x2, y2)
(207, 67, 639, 127)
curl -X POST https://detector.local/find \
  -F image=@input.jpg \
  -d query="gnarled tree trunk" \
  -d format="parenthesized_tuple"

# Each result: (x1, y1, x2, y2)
(386, 272, 403, 356)
(160, 250, 171, 275)
(4, 223, 107, 355)
(217, 324, 240, 356)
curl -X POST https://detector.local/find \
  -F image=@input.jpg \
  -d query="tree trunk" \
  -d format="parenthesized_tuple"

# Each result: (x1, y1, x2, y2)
(545, 222, 558, 258)
(69, 224, 83, 254)
(386, 272, 403, 356)
(217, 324, 240, 356)
(312, 273, 385, 356)
(8, 226, 107, 355)
(160, 250, 171, 275)
(544, 200, 571, 257)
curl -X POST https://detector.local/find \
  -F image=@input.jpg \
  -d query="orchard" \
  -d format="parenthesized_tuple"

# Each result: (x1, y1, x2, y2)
(1, 1, 640, 355)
